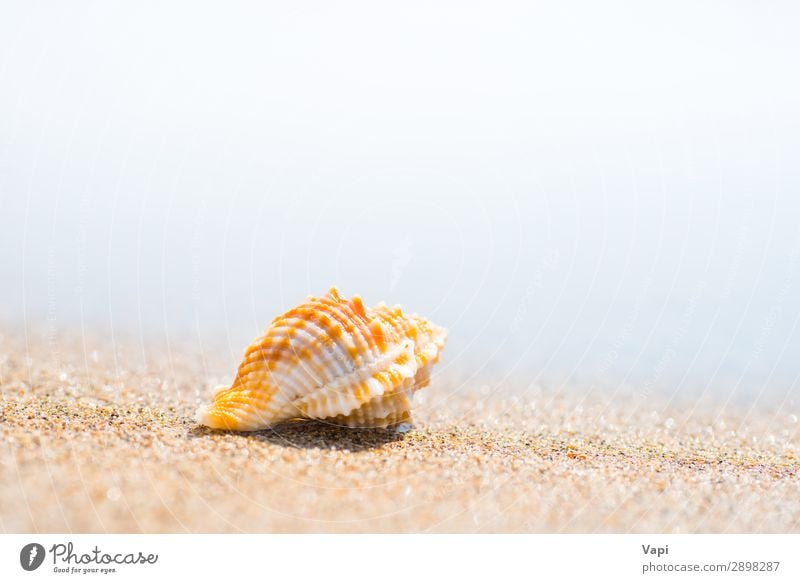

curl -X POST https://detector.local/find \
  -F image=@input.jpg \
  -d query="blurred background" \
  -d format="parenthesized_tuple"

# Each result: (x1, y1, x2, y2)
(1, 1, 798, 403)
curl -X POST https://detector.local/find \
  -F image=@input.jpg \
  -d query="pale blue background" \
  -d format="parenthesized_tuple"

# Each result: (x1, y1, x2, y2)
(1, 1, 799, 403)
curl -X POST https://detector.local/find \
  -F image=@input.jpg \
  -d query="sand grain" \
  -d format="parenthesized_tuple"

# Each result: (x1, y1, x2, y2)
(1, 332, 798, 533)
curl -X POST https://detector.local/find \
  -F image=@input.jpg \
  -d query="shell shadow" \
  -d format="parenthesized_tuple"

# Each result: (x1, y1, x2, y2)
(189, 419, 408, 452)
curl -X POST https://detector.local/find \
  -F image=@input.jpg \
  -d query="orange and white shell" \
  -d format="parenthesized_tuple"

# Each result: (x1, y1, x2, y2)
(195, 288, 447, 431)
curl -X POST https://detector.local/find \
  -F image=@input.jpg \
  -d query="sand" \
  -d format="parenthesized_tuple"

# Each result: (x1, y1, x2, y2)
(1, 330, 798, 533)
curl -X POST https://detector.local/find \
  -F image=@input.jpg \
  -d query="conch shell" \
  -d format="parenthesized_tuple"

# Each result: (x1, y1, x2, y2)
(196, 288, 447, 431)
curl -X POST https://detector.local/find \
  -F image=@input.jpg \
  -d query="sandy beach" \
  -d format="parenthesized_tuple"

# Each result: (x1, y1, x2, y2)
(1, 330, 798, 533)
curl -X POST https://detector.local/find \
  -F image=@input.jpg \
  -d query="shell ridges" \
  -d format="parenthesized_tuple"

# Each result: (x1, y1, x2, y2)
(196, 288, 447, 431)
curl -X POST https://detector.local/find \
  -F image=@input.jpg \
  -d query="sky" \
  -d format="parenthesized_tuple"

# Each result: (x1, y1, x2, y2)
(1, 1, 799, 403)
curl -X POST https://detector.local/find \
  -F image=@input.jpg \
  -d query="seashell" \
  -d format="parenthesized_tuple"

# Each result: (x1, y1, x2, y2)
(196, 287, 447, 431)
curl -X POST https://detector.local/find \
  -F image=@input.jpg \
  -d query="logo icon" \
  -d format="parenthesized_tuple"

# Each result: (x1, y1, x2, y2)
(20, 543, 46, 571)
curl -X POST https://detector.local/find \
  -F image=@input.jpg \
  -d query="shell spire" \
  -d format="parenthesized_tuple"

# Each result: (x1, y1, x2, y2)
(196, 288, 447, 430)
